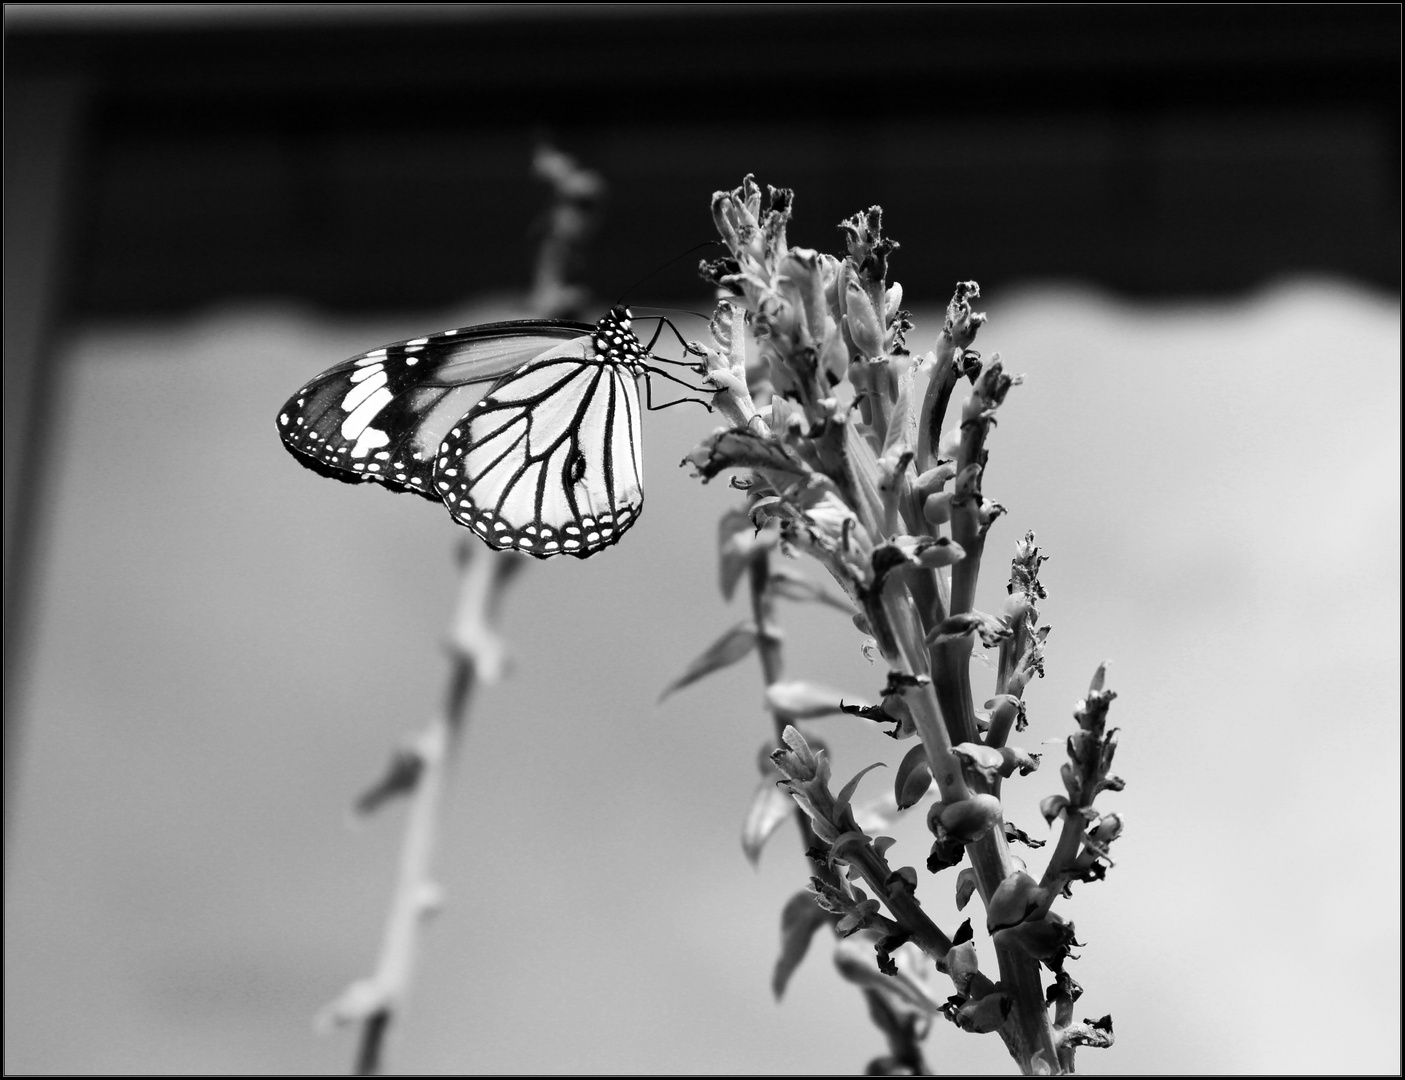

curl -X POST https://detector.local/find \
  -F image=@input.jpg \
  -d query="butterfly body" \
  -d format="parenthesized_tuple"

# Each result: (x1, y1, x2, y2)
(278, 307, 647, 558)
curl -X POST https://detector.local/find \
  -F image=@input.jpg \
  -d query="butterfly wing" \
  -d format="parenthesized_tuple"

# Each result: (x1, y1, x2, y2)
(434, 340, 645, 559)
(276, 320, 596, 501)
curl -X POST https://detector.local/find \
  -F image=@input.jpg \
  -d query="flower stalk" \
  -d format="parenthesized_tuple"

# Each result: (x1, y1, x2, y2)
(674, 177, 1124, 1074)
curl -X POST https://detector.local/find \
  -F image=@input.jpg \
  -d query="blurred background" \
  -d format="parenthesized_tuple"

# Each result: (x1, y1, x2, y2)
(4, 5, 1399, 1074)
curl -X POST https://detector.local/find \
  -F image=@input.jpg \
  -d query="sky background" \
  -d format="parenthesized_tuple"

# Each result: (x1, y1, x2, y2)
(4, 270, 1399, 1073)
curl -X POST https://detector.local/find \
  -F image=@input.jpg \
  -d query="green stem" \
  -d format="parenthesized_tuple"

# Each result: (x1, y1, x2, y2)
(882, 578, 969, 804)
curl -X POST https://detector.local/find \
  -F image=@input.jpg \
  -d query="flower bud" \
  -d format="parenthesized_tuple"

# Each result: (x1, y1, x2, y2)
(998, 745, 1040, 777)
(951, 991, 1010, 1033)
(1088, 812, 1124, 844)
(922, 491, 953, 525)
(994, 911, 1077, 961)
(985, 870, 1043, 932)
(844, 277, 885, 359)
(945, 941, 979, 995)
(916, 537, 964, 568)
(913, 461, 956, 499)
(938, 793, 1003, 842)
(952, 743, 1004, 785)
(943, 281, 987, 350)
(1002, 593, 1033, 626)
(774, 725, 820, 779)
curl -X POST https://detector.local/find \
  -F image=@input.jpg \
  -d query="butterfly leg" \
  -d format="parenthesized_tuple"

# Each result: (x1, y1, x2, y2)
(640, 316, 709, 370)
(641, 365, 714, 412)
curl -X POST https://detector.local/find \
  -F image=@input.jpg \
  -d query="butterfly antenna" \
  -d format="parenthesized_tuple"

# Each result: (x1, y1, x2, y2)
(613, 240, 723, 309)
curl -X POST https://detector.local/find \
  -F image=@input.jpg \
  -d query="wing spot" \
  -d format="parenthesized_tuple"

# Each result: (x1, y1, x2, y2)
(350, 425, 390, 458)
(279, 413, 289, 425)
(518, 538, 535, 549)
(437, 482, 450, 490)
(405, 356, 418, 366)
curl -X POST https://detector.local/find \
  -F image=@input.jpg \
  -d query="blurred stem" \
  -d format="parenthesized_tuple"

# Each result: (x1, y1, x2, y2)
(348, 544, 522, 1075)
(343, 144, 595, 1075)
(354, 712, 451, 1076)
(863, 987, 932, 1075)
(748, 552, 832, 865)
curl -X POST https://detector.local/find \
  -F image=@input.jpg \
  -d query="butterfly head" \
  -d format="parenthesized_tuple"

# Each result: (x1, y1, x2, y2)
(594, 305, 648, 373)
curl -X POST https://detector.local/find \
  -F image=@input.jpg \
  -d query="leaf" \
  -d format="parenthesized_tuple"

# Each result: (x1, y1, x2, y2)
(766, 680, 854, 719)
(684, 428, 810, 483)
(894, 742, 932, 809)
(954, 868, 978, 911)
(1003, 820, 1046, 849)
(741, 778, 794, 867)
(772, 891, 830, 999)
(1039, 794, 1069, 825)
(835, 761, 887, 810)
(767, 567, 856, 614)
(717, 509, 755, 600)
(833, 938, 944, 1014)
(658, 622, 756, 701)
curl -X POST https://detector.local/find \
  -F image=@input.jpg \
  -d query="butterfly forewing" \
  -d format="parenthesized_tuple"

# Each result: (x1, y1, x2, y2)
(277, 320, 595, 499)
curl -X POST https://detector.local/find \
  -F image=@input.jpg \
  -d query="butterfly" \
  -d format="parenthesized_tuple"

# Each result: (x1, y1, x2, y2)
(277, 305, 660, 559)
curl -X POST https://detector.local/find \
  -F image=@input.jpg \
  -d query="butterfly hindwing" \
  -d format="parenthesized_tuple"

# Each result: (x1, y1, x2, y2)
(277, 320, 596, 500)
(434, 327, 646, 559)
